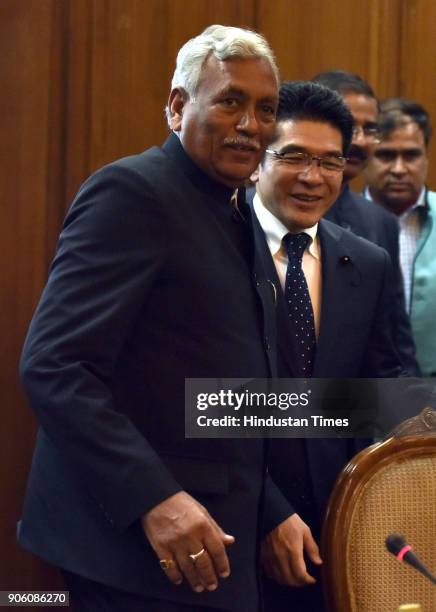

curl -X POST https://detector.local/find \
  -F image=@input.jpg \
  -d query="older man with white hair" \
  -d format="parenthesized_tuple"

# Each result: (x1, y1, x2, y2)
(18, 25, 293, 611)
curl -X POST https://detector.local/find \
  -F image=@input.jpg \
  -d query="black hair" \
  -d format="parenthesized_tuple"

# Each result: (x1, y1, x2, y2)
(378, 98, 432, 146)
(276, 80, 354, 154)
(311, 70, 376, 100)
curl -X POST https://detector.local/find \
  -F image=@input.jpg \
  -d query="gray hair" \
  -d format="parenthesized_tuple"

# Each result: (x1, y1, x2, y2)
(165, 24, 279, 126)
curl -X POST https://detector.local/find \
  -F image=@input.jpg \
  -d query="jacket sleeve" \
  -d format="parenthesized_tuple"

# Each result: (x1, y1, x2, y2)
(262, 471, 296, 536)
(20, 163, 184, 531)
(361, 248, 408, 378)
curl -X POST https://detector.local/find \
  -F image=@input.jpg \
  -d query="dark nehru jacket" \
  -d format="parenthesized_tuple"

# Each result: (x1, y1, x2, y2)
(325, 183, 420, 376)
(18, 133, 289, 611)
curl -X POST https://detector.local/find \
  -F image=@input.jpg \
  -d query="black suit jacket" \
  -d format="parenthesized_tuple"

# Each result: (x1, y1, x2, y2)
(18, 135, 290, 611)
(248, 189, 403, 527)
(325, 184, 420, 376)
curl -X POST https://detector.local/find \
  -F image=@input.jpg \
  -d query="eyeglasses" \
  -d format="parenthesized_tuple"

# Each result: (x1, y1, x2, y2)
(352, 124, 380, 139)
(265, 149, 347, 176)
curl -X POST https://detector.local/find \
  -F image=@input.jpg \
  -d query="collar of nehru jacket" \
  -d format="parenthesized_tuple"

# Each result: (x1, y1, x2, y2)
(162, 132, 235, 205)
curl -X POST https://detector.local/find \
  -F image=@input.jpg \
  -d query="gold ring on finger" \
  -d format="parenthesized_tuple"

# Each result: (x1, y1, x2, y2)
(159, 558, 175, 571)
(189, 548, 206, 563)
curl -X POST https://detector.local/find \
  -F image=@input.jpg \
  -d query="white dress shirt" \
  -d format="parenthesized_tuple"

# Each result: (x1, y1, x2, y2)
(253, 193, 322, 336)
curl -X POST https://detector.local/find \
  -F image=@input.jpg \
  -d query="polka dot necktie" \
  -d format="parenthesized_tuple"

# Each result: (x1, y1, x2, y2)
(283, 232, 316, 377)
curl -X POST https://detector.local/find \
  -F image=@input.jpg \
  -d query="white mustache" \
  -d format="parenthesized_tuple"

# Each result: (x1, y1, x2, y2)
(223, 137, 261, 151)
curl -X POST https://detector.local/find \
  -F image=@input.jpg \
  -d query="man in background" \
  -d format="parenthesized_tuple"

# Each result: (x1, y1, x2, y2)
(249, 80, 403, 611)
(18, 25, 296, 612)
(365, 98, 436, 376)
(312, 70, 420, 375)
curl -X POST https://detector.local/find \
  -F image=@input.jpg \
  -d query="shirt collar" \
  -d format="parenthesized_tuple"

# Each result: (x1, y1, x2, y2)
(413, 186, 427, 209)
(253, 192, 319, 259)
(364, 185, 427, 218)
(362, 186, 371, 201)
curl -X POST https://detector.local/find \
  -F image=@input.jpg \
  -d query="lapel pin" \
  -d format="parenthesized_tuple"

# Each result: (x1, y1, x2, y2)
(340, 255, 351, 264)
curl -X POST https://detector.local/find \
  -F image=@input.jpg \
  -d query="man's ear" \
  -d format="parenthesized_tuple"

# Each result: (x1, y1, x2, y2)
(250, 164, 261, 184)
(167, 87, 189, 132)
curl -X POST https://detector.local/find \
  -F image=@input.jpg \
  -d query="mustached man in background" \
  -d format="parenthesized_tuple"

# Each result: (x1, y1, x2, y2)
(312, 70, 420, 376)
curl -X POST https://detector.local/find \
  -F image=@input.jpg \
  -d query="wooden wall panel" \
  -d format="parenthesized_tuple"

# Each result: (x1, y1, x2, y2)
(0, 0, 65, 591)
(65, 0, 256, 204)
(255, 0, 401, 92)
(399, 0, 436, 188)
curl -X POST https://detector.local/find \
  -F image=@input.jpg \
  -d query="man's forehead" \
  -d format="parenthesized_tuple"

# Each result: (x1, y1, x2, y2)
(380, 123, 426, 148)
(199, 54, 277, 90)
(274, 119, 343, 150)
(343, 92, 378, 119)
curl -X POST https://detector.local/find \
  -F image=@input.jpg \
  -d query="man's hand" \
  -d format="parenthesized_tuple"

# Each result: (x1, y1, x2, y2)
(261, 513, 322, 586)
(141, 491, 234, 593)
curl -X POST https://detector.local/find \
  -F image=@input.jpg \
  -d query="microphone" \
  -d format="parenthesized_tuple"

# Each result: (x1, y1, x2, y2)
(385, 534, 436, 585)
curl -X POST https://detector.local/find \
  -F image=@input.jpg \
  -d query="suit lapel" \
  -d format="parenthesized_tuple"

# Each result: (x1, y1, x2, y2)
(242, 201, 279, 377)
(247, 192, 299, 377)
(314, 219, 362, 376)
(250, 206, 281, 286)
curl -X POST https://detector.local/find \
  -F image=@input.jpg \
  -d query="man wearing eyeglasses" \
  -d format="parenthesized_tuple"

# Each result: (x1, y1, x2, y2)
(248, 81, 403, 611)
(312, 70, 420, 376)
(364, 99, 436, 377)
